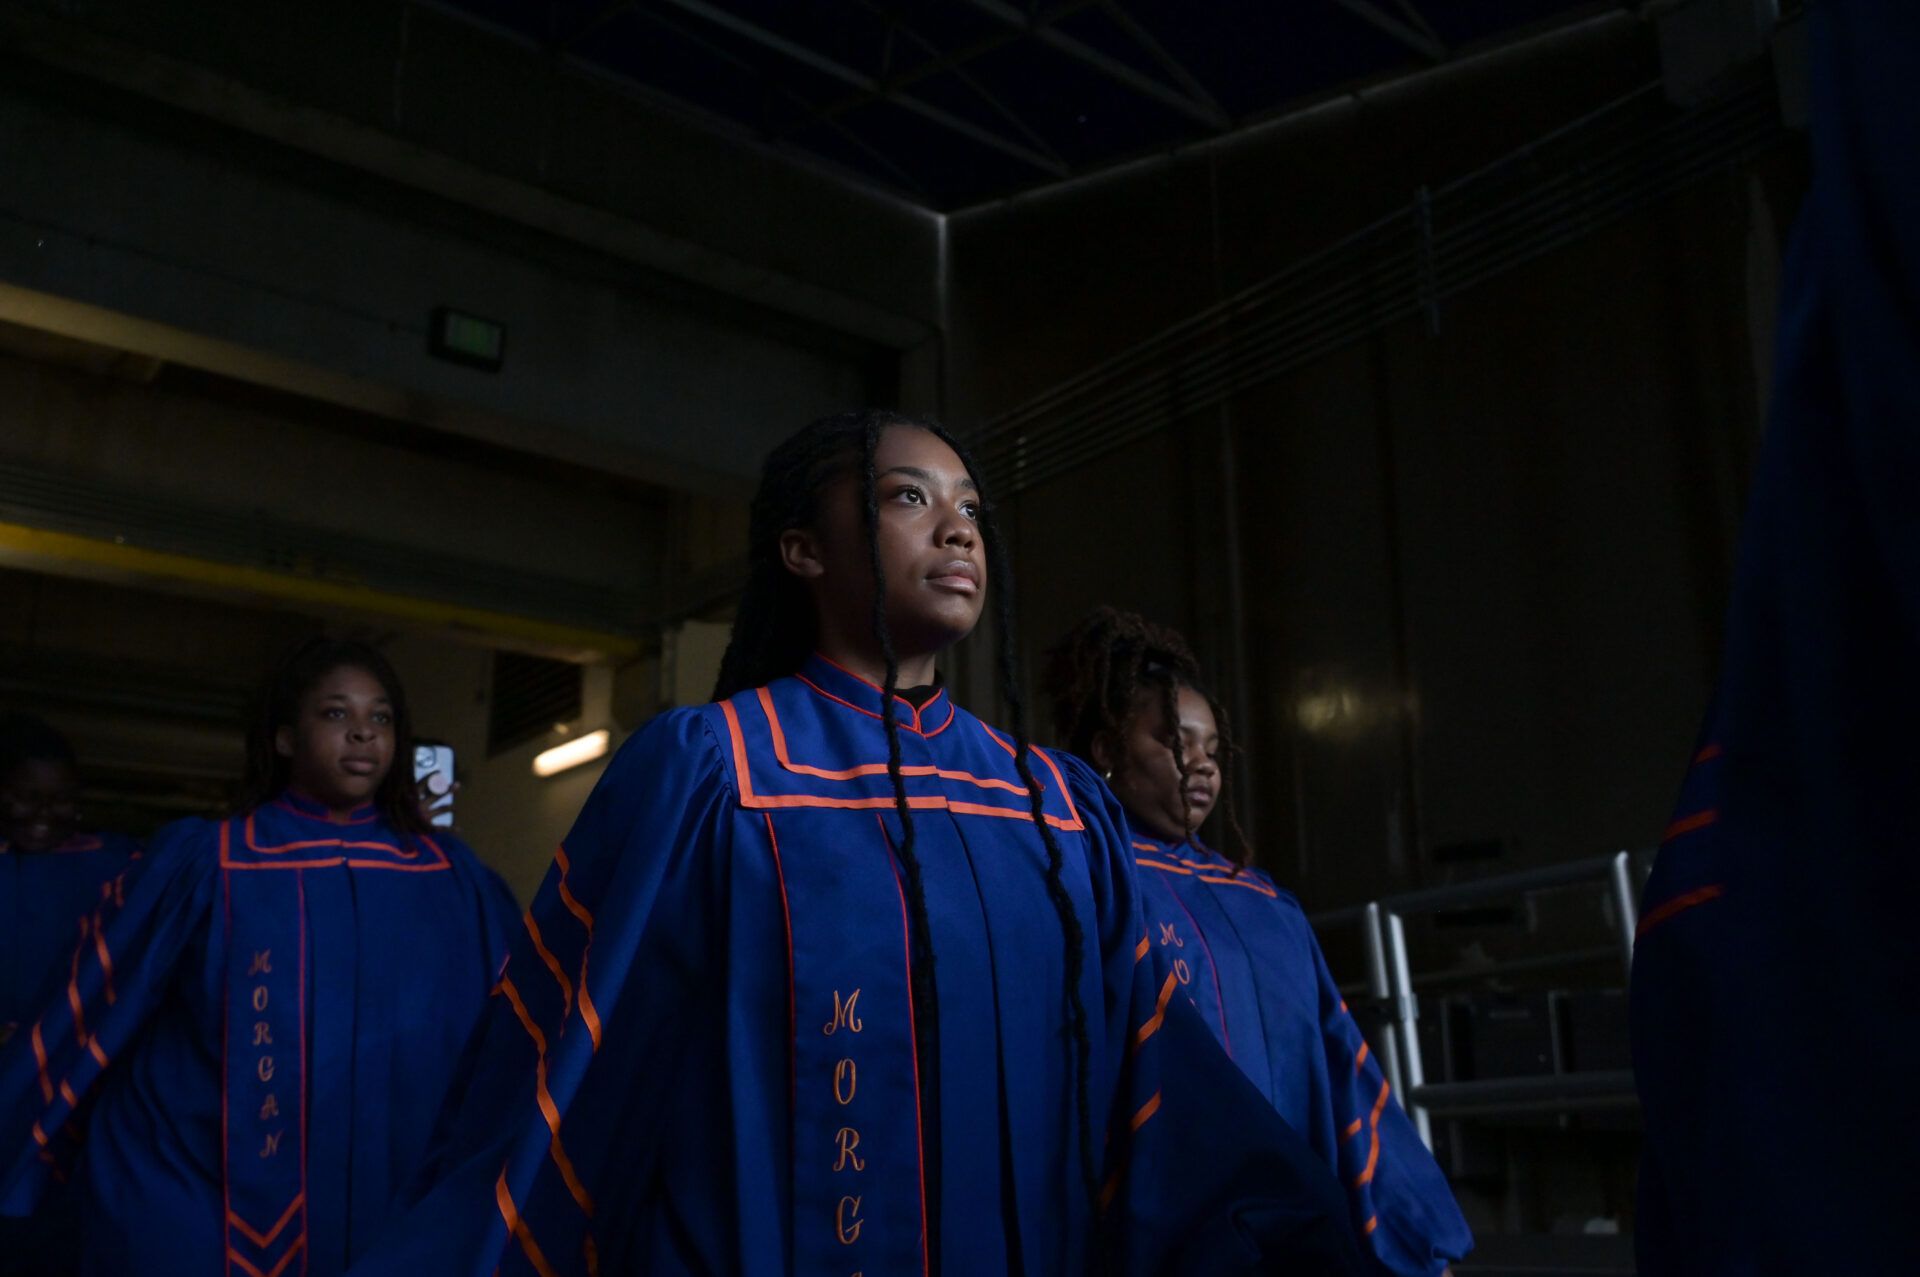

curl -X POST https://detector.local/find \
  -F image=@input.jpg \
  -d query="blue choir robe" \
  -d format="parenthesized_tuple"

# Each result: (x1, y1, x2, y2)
(350, 654, 1369, 1277)
(1631, 4, 1920, 1272)
(0, 831, 140, 1275)
(0, 792, 518, 1277)
(2, 832, 141, 1044)
(1129, 832, 1471, 1275)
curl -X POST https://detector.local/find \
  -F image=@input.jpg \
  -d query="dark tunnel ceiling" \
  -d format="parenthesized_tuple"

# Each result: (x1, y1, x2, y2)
(428, 0, 1615, 210)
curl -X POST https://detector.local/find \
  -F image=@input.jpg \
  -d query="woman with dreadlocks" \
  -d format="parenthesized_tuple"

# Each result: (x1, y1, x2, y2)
(1045, 607, 1472, 1276)
(349, 410, 1364, 1277)
(0, 638, 518, 1277)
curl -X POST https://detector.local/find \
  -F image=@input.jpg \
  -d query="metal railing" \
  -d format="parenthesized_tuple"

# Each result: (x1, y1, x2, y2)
(1315, 851, 1644, 1146)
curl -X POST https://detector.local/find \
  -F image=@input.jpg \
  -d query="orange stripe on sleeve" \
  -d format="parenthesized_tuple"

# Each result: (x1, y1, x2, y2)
(1134, 932, 1150, 964)
(523, 910, 575, 1019)
(1343, 1117, 1364, 1141)
(1365, 1215, 1379, 1235)
(552, 847, 603, 1051)
(1354, 1040, 1370, 1072)
(91, 913, 116, 1005)
(66, 918, 92, 1049)
(1637, 883, 1727, 938)
(577, 966, 603, 1052)
(553, 849, 596, 931)
(1130, 1091, 1163, 1131)
(1662, 809, 1719, 842)
(1354, 1079, 1390, 1187)
(496, 1171, 561, 1277)
(1132, 971, 1179, 1056)
(31, 1024, 52, 1104)
(498, 976, 595, 1220)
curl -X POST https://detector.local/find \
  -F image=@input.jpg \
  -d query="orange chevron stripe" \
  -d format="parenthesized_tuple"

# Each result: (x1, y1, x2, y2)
(227, 1235, 305, 1277)
(228, 1194, 304, 1248)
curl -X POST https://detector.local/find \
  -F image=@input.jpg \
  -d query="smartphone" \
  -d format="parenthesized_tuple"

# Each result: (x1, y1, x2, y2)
(413, 741, 456, 829)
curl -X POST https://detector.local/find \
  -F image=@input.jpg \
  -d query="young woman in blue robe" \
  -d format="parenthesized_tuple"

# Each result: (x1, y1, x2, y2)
(0, 639, 518, 1277)
(350, 411, 1366, 1277)
(1044, 608, 1472, 1276)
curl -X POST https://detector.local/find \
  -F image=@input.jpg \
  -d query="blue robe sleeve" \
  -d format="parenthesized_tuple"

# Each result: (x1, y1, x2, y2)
(0, 820, 217, 1214)
(355, 708, 734, 1276)
(1063, 758, 1368, 1276)
(1304, 931, 1470, 1275)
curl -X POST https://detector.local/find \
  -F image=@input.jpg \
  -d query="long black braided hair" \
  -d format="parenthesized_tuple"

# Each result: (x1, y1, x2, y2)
(710, 409, 1101, 1208)
(1043, 606, 1250, 867)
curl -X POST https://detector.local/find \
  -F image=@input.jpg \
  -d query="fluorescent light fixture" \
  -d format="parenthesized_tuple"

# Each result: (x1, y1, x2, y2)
(532, 729, 609, 778)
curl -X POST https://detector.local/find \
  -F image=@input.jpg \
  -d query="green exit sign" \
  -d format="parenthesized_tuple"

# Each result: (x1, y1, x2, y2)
(428, 306, 505, 371)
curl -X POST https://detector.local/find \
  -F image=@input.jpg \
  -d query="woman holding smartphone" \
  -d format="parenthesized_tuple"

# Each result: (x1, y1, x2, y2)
(0, 638, 517, 1277)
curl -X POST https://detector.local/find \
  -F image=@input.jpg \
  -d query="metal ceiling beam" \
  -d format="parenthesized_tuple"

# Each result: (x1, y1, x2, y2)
(1331, 0, 1448, 63)
(793, 0, 1104, 132)
(630, 5, 931, 195)
(651, 0, 1068, 173)
(846, 0, 1068, 167)
(1099, 2, 1229, 125)
(955, 0, 1232, 131)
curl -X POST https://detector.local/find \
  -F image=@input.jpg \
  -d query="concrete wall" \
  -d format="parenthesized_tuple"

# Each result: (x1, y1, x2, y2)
(0, 62, 886, 491)
(0, 348, 667, 596)
(947, 15, 1807, 910)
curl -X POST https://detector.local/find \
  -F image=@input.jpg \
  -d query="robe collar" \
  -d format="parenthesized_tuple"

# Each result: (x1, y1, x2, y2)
(1127, 824, 1229, 867)
(793, 652, 953, 736)
(274, 788, 379, 826)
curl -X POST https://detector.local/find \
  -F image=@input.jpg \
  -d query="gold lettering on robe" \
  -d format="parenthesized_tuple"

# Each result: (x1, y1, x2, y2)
(251, 986, 269, 1013)
(252, 1022, 273, 1047)
(247, 950, 272, 976)
(259, 1095, 279, 1121)
(833, 1126, 865, 1172)
(835, 1195, 864, 1245)
(1159, 922, 1184, 948)
(259, 1131, 283, 1158)
(1173, 958, 1193, 986)
(257, 1056, 275, 1083)
(834, 1058, 857, 1106)
(822, 989, 863, 1036)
